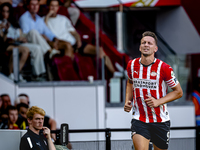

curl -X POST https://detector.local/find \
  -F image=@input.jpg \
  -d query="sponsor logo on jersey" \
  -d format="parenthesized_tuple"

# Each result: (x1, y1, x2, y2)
(150, 71, 157, 76)
(134, 71, 138, 75)
(133, 78, 157, 90)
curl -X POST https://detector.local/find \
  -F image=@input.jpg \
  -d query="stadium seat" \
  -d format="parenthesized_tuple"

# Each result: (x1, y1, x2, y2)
(52, 55, 80, 81)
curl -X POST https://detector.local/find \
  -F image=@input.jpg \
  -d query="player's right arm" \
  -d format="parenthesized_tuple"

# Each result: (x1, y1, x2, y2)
(124, 78, 133, 112)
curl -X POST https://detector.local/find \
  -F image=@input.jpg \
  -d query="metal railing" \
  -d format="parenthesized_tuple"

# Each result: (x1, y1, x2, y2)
(52, 124, 199, 150)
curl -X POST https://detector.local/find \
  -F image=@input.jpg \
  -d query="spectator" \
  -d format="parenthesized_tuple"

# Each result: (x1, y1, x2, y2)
(18, 93, 30, 105)
(16, 102, 29, 129)
(12, 0, 24, 7)
(14, 93, 30, 106)
(19, 0, 60, 58)
(0, 105, 19, 129)
(14, 95, 29, 106)
(44, 0, 116, 76)
(19, 106, 56, 150)
(192, 77, 200, 126)
(43, 115, 56, 140)
(63, 0, 80, 26)
(0, 2, 46, 81)
(0, 96, 2, 111)
(1, 94, 11, 110)
(0, 93, 11, 120)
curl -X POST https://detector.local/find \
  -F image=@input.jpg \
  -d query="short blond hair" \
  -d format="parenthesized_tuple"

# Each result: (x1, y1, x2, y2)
(27, 106, 45, 120)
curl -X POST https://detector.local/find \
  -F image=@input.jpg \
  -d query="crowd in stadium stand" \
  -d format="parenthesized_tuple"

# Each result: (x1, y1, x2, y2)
(0, 0, 127, 82)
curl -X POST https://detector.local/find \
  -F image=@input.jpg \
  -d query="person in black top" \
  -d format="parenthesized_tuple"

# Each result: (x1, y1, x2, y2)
(19, 106, 56, 150)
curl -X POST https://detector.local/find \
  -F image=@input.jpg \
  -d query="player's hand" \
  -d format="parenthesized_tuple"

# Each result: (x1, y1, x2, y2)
(42, 127, 51, 139)
(124, 100, 132, 112)
(144, 95, 160, 108)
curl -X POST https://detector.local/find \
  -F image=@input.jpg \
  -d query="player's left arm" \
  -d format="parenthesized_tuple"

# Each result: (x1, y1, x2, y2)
(145, 83, 183, 108)
(145, 64, 183, 108)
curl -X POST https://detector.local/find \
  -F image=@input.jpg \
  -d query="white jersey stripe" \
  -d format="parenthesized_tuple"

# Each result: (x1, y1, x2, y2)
(131, 59, 135, 80)
(156, 61, 163, 121)
(139, 64, 149, 123)
(131, 59, 140, 120)
(27, 137, 33, 148)
(146, 65, 157, 122)
(161, 81, 170, 122)
(156, 61, 163, 99)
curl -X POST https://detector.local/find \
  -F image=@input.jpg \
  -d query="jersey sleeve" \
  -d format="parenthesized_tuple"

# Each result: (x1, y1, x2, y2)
(126, 60, 133, 80)
(162, 63, 179, 88)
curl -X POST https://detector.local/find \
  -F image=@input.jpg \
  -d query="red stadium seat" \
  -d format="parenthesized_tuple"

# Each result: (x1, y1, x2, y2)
(52, 55, 80, 81)
(74, 53, 97, 80)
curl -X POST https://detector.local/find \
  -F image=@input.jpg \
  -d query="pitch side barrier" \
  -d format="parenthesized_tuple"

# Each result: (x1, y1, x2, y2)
(52, 124, 200, 150)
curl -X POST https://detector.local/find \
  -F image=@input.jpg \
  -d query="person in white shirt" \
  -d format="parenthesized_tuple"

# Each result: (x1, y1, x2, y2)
(44, 0, 116, 75)
(0, 2, 46, 81)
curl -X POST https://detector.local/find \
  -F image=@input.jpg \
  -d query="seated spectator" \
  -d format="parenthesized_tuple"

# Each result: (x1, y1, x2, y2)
(14, 93, 30, 106)
(18, 93, 30, 105)
(44, 0, 116, 76)
(12, 0, 24, 7)
(0, 93, 11, 120)
(16, 102, 29, 129)
(19, 0, 60, 58)
(0, 96, 2, 110)
(0, 105, 19, 129)
(0, 2, 46, 81)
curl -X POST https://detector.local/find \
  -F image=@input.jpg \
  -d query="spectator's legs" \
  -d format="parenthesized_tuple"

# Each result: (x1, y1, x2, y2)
(21, 43, 46, 76)
(57, 40, 74, 59)
(7, 45, 29, 74)
(83, 44, 115, 74)
(26, 29, 51, 55)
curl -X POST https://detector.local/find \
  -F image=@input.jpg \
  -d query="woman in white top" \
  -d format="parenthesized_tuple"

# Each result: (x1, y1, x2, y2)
(0, 3, 46, 81)
(0, 2, 29, 81)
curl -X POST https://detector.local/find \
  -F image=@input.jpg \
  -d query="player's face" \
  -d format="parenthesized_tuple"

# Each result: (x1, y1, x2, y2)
(29, 113, 44, 130)
(29, 0, 40, 14)
(139, 36, 158, 57)
(49, 1, 59, 14)
(9, 110, 18, 124)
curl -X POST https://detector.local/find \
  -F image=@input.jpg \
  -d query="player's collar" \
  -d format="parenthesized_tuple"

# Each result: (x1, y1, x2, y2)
(139, 58, 156, 67)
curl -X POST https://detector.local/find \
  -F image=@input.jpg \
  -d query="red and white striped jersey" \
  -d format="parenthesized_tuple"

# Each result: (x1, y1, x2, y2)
(126, 58, 179, 123)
